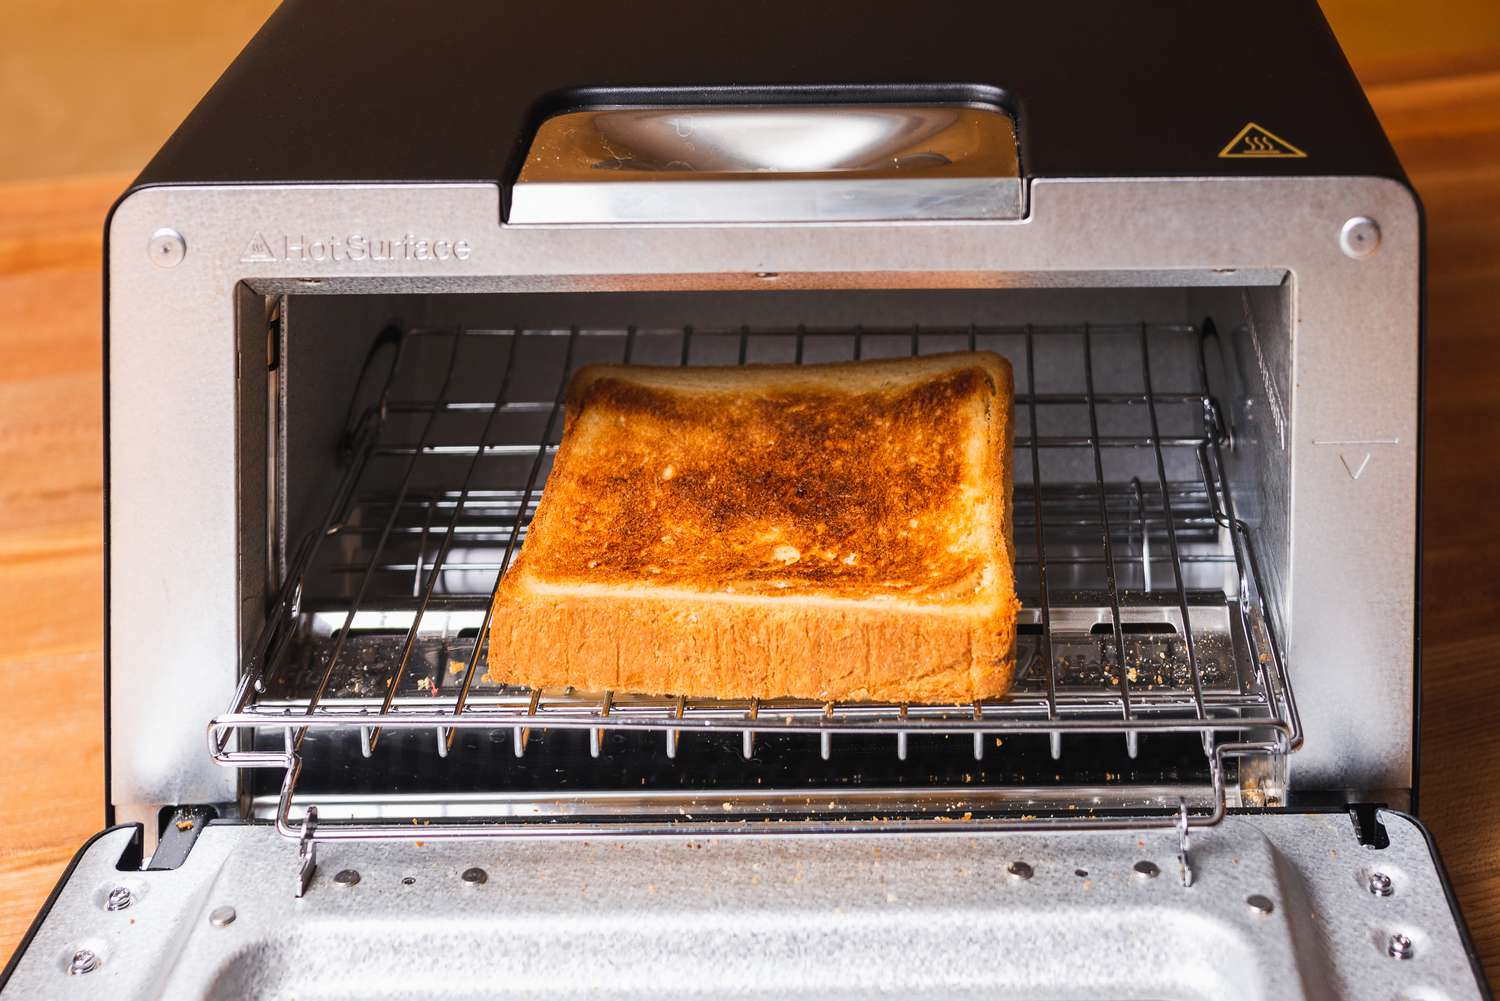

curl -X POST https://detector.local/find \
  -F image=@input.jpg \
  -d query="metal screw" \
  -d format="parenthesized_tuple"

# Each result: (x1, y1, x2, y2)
(1246, 894, 1275, 915)
(1133, 860, 1160, 879)
(67, 949, 100, 975)
(105, 887, 133, 911)
(1368, 872, 1394, 897)
(147, 228, 187, 269)
(208, 906, 236, 928)
(1006, 861, 1033, 880)
(1387, 932, 1415, 960)
(461, 867, 488, 885)
(333, 869, 360, 887)
(1339, 217, 1381, 259)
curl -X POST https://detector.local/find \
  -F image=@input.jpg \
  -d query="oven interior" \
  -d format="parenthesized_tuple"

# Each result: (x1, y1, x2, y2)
(214, 282, 1298, 836)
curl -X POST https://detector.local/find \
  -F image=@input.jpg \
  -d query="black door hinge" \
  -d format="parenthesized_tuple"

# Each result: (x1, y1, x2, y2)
(1350, 802, 1391, 849)
(147, 805, 219, 870)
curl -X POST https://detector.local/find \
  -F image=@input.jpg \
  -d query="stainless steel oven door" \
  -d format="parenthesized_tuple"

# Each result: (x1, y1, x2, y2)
(2, 811, 1487, 1000)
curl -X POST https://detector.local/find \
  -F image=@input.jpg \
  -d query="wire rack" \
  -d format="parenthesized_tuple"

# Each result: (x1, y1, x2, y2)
(209, 322, 1300, 847)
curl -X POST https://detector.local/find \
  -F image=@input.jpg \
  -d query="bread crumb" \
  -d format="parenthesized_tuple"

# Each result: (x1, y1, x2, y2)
(175, 819, 194, 832)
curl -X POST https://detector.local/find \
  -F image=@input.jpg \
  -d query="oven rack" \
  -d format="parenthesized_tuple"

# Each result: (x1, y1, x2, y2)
(209, 321, 1300, 844)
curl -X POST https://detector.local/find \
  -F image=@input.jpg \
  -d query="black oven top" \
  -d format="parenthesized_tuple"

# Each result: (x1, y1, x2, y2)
(133, 0, 1403, 209)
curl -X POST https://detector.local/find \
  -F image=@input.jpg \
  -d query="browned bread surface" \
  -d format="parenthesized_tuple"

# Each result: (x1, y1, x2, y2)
(487, 351, 1019, 702)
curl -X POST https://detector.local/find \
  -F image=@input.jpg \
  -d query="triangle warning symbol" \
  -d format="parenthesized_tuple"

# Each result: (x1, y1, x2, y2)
(1218, 122, 1307, 159)
(240, 232, 278, 263)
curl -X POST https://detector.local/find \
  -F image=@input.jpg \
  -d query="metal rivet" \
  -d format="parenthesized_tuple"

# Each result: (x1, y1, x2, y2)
(147, 228, 186, 269)
(333, 869, 360, 887)
(1133, 860, 1160, 879)
(105, 887, 133, 911)
(67, 949, 100, 975)
(208, 905, 236, 928)
(461, 867, 488, 885)
(1388, 932, 1415, 960)
(1246, 894, 1275, 915)
(401, 876, 416, 886)
(1368, 872, 1394, 897)
(1006, 861, 1033, 880)
(1339, 216, 1381, 259)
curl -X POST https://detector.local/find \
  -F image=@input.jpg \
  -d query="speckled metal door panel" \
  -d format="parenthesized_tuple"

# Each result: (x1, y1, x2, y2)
(2, 812, 1483, 1000)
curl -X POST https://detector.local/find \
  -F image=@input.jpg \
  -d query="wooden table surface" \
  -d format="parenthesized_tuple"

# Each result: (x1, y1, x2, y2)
(2, 57, 1499, 991)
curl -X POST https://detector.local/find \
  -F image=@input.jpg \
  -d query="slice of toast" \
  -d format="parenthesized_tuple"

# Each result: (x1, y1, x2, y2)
(486, 351, 1020, 703)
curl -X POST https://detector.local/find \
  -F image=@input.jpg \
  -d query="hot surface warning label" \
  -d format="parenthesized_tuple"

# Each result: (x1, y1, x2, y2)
(1218, 123, 1308, 159)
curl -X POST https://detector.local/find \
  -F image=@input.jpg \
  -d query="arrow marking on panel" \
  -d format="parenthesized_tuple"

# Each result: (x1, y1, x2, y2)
(1312, 437, 1398, 483)
(1339, 452, 1372, 481)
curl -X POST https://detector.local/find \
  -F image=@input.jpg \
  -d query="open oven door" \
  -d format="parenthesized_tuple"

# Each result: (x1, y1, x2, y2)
(2, 810, 1489, 1000)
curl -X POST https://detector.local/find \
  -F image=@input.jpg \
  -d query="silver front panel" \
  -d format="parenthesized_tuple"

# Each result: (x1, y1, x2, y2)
(3, 812, 1481, 999)
(106, 176, 1420, 825)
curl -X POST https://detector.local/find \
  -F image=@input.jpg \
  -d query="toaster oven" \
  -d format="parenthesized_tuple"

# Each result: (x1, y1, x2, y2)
(4, 0, 1490, 997)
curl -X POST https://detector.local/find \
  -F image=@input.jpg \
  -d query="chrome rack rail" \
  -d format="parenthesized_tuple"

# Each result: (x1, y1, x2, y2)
(208, 321, 1301, 857)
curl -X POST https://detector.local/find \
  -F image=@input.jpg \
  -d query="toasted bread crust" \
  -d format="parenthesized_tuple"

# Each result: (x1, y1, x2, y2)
(488, 352, 1019, 702)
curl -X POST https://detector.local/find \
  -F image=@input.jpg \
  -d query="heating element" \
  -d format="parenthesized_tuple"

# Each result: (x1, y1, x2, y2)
(208, 321, 1300, 846)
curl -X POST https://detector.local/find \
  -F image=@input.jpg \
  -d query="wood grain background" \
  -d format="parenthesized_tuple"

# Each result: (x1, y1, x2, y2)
(0, 1, 1497, 989)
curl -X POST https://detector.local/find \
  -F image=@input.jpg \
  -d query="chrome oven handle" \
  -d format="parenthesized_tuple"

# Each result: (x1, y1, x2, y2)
(509, 104, 1023, 224)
